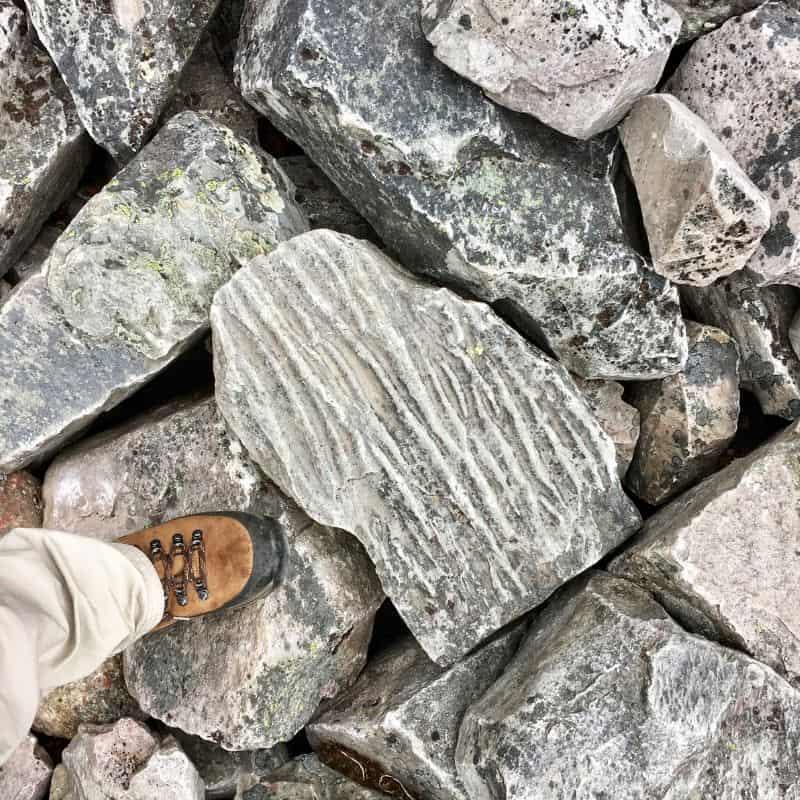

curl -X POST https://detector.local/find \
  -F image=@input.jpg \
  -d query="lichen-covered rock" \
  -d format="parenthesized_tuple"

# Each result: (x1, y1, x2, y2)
(625, 322, 740, 505)
(25, 0, 219, 161)
(612, 420, 800, 684)
(667, 1, 762, 41)
(236, 0, 687, 380)
(620, 93, 770, 285)
(572, 377, 640, 479)
(667, 3, 800, 287)
(0, 112, 306, 473)
(0, 1, 90, 277)
(308, 630, 522, 800)
(212, 230, 640, 665)
(457, 572, 800, 800)
(421, 0, 681, 140)
(681, 272, 800, 419)
(0, 471, 42, 536)
(0, 735, 52, 800)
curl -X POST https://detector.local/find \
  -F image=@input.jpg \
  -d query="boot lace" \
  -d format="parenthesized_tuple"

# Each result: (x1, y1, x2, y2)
(149, 529, 210, 609)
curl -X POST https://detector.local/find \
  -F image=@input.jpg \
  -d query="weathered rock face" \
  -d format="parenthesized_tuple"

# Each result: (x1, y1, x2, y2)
(25, 0, 219, 161)
(236, 0, 687, 381)
(667, 3, 800, 287)
(0, 736, 52, 800)
(421, 0, 681, 140)
(626, 321, 740, 505)
(212, 230, 640, 665)
(6, 224, 61, 288)
(572, 376, 640, 479)
(0, 471, 42, 535)
(308, 630, 522, 800)
(667, 1, 762, 41)
(457, 572, 800, 800)
(0, 112, 306, 473)
(621, 93, 770, 286)
(0, 1, 90, 277)
(613, 420, 800, 685)
(681, 273, 800, 419)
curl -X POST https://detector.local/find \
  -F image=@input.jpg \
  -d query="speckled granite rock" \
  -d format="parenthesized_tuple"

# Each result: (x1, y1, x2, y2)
(613, 420, 800, 684)
(626, 322, 740, 505)
(0, 1, 90, 277)
(621, 93, 770, 285)
(212, 230, 640, 665)
(0, 471, 42, 535)
(0, 736, 52, 800)
(421, 0, 681, 140)
(457, 572, 800, 800)
(236, 0, 686, 380)
(25, 0, 219, 161)
(667, 1, 762, 41)
(0, 112, 306, 473)
(573, 377, 640, 479)
(681, 273, 800, 419)
(668, 3, 800, 287)
(308, 630, 522, 800)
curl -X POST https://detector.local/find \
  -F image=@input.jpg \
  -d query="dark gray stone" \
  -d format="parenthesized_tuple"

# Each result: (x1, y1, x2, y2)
(667, 0, 764, 41)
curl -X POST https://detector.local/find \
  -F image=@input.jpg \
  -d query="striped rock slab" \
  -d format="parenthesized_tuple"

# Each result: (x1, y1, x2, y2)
(212, 230, 641, 665)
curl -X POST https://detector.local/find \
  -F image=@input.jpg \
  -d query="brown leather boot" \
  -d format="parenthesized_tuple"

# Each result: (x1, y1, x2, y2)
(117, 512, 287, 632)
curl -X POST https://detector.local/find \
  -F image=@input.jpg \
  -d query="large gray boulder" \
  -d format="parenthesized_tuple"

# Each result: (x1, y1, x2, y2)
(212, 230, 640, 665)
(236, 0, 687, 381)
(0, 736, 52, 800)
(0, 112, 306, 473)
(612, 420, 800, 685)
(667, 3, 800, 287)
(421, 0, 681, 140)
(0, 1, 90, 277)
(25, 0, 219, 160)
(457, 572, 800, 800)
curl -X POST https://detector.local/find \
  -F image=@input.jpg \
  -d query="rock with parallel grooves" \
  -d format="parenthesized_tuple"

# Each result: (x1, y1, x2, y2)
(212, 230, 641, 665)
(235, 0, 687, 380)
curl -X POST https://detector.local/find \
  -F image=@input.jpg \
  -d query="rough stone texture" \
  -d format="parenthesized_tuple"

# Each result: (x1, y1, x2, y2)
(681, 272, 800, 419)
(668, 3, 800, 287)
(612, 420, 800, 685)
(236, 0, 687, 381)
(667, 1, 763, 41)
(240, 756, 385, 800)
(25, 0, 219, 161)
(209, 0, 245, 72)
(308, 630, 522, 800)
(621, 93, 770, 285)
(0, 278, 10, 301)
(0, 1, 90, 277)
(421, 0, 681, 140)
(6, 225, 61, 288)
(572, 376, 640, 479)
(212, 230, 640, 665)
(0, 470, 42, 535)
(0, 735, 52, 800)
(458, 572, 800, 800)
(0, 112, 306, 473)
(625, 321, 740, 505)
(33, 655, 143, 740)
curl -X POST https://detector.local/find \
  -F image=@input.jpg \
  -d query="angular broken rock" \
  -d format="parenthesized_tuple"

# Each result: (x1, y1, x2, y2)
(625, 321, 740, 505)
(0, 736, 52, 800)
(457, 572, 800, 800)
(236, 0, 687, 380)
(667, 1, 762, 41)
(620, 93, 770, 285)
(0, 1, 90, 277)
(668, 3, 800, 287)
(6, 224, 61, 288)
(681, 272, 800, 419)
(421, 0, 681, 140)
(0, 112, 306, 473)
(25, 0, 218, 161)
(308, 630, 522, 800)
(612, 420, 800, 684)
(212, 230, 640, 665)
(0, 471, 42, 536)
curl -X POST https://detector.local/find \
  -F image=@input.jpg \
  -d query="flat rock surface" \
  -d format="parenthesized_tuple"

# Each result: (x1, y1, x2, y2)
(0, 735, 52, 800)
(212, 230, 640, 665)
(0, 471, 42, 535)
(236, 0, 686, 381)
(612, 420, 800, 684)
(0, 1, 90, 277)
(25, 0, 218, 160)
(667, 3, 800, 287)
(421, 0, 681, 139)
(458, 572, 800, 800)
(621, 93, 770, 285)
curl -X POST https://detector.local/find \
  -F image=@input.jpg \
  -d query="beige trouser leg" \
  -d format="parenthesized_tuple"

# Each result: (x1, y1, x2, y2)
(0, 528, 164, 764)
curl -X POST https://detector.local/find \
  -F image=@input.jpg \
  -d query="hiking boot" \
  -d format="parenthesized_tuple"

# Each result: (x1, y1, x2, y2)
(117, 512, 287, 632)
